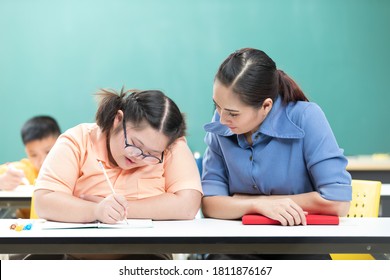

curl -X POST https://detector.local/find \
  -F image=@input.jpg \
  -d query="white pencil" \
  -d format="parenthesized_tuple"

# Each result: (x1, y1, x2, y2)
(21, 177, 30, 185)
(98, 161, 115, 193)
(98, 161, 128, 224)
(8, 164, 30, 185)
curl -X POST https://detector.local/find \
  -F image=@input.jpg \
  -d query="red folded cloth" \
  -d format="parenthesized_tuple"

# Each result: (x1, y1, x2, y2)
(242, 214, 339, 225)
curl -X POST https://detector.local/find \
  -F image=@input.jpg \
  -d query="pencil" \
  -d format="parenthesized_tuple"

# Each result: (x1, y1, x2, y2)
(8, 164, 30, 185)
(98, 160, 129, 224)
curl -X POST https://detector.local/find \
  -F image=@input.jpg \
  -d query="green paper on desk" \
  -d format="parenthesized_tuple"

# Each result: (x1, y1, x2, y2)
(41, 219, 153, 229)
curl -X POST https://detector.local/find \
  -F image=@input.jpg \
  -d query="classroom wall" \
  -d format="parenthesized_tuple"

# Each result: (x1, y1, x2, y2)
(1, 0, 389, 163)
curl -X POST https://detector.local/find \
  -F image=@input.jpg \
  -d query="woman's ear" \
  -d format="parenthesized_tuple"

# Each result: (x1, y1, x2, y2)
(262, 98, 273, 116)
(113, 110, 124, 127)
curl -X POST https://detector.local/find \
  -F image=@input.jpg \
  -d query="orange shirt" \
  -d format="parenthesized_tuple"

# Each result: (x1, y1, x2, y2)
(35, 123, 203, 199)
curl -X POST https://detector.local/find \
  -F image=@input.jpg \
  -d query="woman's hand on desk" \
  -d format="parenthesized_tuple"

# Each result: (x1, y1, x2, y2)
(251, 198, 307, 226)
(82, 193, 128, 224)
(203, 195, 307, 226)
(232, 194, 307, 226)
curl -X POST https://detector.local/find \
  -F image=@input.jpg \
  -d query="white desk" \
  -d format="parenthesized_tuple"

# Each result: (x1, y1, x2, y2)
(347, 155, 390, 171)
(0, 186, 34, 207)
(0, 186, 34, 218)
(1, 185, 390, 217)
(381, 184, 390, 196)
(0, 218, 389, 255)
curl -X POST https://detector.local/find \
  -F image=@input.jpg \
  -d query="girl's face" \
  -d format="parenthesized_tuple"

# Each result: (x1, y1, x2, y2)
(213, 80, 273, 136)
(109, 111, 169, 169)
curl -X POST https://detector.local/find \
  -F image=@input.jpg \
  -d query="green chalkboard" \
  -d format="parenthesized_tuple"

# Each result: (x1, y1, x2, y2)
(1, 0, 389, 164)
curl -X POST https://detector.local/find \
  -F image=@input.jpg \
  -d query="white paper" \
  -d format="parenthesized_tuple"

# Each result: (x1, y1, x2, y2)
(40, 219, 153, 229)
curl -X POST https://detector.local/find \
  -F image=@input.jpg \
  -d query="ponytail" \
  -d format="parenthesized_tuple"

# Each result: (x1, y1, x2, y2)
(95, 88, 126, 134)
(95, 87, 186, 146)
(277, 70, 308, 103)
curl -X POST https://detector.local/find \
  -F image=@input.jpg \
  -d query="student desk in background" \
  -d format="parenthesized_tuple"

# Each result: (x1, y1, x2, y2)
(0, 218, 390, 255)
(347, 155, 390, 183)
(0, 186, 34, 218)
(380, 184, 390, 217)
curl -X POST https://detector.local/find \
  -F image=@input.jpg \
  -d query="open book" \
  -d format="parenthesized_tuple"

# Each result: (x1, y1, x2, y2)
(41, 219, 153, 230)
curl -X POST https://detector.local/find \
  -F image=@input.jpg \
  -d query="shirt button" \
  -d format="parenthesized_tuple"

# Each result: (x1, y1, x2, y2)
(249, 155, 253, 161)
(254, 134, 260, 140)
(252, 185, 257, 189)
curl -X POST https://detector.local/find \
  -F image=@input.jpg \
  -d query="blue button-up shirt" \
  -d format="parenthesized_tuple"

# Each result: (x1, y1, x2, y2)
(202, 97, 352, 201)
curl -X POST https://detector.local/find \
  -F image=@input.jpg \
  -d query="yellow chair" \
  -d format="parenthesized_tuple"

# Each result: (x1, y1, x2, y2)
(30, 194, 39, 219)
(330, 179, 382, 260)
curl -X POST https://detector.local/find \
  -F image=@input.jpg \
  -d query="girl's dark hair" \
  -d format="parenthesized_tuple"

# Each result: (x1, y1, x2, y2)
(21, 116, 61, 145)
(215, 48, 308, 107)
(95, 88, 186, 146)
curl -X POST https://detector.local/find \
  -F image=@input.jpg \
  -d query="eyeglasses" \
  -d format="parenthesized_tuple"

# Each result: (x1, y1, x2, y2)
(122, 120, 164, 164)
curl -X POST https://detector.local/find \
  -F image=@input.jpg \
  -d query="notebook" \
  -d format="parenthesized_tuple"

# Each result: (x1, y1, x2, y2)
(242, 214, 339, 225)
(40, 219, 153, 230)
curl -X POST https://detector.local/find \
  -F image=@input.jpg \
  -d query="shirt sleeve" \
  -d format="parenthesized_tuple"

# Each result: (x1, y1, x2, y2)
(301, 103, 352, 201)
(35, 127, 84, 194)
(201, 132, 230, 197)
(163, 137, 203, 195)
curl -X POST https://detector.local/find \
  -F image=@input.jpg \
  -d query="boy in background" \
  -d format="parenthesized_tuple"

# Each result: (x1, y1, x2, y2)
(0, 116, 61, 218)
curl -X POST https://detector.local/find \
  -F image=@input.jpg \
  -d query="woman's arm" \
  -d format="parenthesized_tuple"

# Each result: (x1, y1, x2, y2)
(301, 104, 352, 206)
(202, 195, 307, 226)
(202, 192, 350, 226)
(263, 191, 350, 216)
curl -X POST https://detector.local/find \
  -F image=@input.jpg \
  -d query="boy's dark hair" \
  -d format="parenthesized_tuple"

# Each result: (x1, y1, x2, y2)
(21, 116, 61, 145)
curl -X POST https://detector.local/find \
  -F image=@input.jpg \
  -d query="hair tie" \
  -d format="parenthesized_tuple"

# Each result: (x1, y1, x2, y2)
(130, 92, 139, 103)
(233, 48, 252, 58)
(233, 49, 243, 57)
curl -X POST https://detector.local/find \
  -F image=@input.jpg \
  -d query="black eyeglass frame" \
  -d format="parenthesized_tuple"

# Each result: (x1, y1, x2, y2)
(122, 120, 164, 164)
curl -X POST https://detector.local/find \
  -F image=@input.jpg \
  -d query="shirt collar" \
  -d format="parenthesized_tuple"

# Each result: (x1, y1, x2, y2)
(204, 96, 305, 139)
(89, 124, 112, 166)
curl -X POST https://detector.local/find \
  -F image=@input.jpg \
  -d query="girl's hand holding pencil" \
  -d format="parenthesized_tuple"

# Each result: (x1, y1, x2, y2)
(92, 193, 129, 224)
(87, 160, 129, 224)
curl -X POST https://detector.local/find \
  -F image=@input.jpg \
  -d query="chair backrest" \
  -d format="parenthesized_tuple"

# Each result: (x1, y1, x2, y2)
(347, 180, 381, 218)
(331, 180, 381, 260)
(30, 194, 39, 219)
